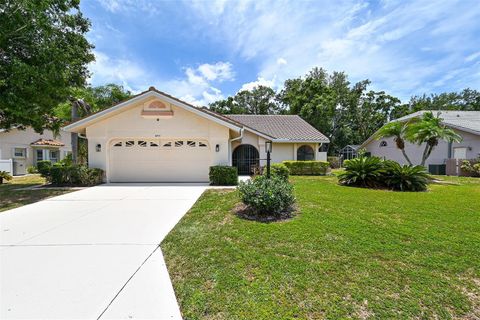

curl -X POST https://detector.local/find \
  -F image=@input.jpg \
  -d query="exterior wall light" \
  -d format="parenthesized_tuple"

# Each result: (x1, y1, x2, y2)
(216, 144, 220, 152)
(96, 144, 101, 152)
(265, 141, 272, 153)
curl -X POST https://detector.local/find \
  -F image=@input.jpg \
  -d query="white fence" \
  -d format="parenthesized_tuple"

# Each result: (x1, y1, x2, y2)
(0, 159, 13, 174)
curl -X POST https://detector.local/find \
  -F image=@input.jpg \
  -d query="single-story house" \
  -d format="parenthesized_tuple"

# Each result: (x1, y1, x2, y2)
(0, 128, 72, 175)
(361, 111, 480, 173)
(63, 87, 329, 183)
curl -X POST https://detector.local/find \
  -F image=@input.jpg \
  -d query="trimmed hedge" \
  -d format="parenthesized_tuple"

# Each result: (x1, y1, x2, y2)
(209, 166, 238, 186)
(282, 161, 330, 175)
(263, 163, 289, 180)
(46, 165, 104, 186)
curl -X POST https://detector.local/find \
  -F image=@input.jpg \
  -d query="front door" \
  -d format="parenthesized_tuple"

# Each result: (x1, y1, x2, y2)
(232, 144, 259, 175)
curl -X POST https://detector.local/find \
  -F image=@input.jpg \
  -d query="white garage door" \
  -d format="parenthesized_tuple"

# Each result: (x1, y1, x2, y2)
(109, 139, 212, 182)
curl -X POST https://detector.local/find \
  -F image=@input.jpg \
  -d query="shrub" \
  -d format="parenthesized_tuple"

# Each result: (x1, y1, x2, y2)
(383, 161, 429, 191)
(0, 171, 13, 184)
(263, 163, 289, 180)
(238, 175, 295, 217)
(27, 166, 38, 174)
(45, 165, 104, 186)
(338, 156, 384, 188)
(327, 156, 341, 169)
(37, 160, 52, 177)
(209, 166, 238, 186)
(85, 168, 104, 185)
(282, 161, 330, 175)
(461, 159, 480, 177)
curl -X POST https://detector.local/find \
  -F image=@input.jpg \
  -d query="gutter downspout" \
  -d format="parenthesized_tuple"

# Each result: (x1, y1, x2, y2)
(228, 128, 244, 166)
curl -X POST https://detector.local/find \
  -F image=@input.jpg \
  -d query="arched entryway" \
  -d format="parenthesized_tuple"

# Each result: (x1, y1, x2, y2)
(297, 145, 315, 161)
(232, 144, 259, 175)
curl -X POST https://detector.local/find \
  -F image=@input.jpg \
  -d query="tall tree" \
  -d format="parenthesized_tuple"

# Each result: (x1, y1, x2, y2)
(279, 68, 351, 153)
(348, 90, 402, 143)
(54, 84, 132, 121)
(395, 89, 480, 118)
(209, 85, 282, 115)
(406, 112, 462, 166)
(375, 121, 413, 165)
(279, 68, 403, 154)
(0, 0, 94, 132)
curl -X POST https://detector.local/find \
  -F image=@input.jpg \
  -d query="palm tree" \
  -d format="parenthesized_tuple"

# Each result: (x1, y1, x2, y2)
(375, 121, 413, 165)
(406, 112, 462, 166)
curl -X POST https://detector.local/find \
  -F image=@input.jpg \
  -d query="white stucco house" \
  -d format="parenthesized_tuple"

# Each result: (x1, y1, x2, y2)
(63, 87, 329, 183)
(361, 111, 480, 173)
(0, 128, 72, 175)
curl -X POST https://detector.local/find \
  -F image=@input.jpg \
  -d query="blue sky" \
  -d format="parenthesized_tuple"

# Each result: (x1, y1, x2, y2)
(82, 0, 480, 105)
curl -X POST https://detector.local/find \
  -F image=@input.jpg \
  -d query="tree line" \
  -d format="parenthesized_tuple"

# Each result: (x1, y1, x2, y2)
(210, 67, 480, 154)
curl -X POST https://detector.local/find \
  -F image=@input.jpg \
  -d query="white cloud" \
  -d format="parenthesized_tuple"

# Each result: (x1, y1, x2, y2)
(89, 51, 233, 106)
(97, 0, 121, 12)
(239, 77, 275, 92)
(89, 51, 146, 92)
(197, 62, 234, 81)
(90, 0, 480, 102)
(185, 0, 480, 100)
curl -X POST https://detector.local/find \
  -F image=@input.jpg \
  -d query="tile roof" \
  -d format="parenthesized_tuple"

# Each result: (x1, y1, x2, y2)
(395, 110, 480, 135)
(63, 86, 329, 142)
(225, 115, 330, 142)
(31, 139, 65, 147)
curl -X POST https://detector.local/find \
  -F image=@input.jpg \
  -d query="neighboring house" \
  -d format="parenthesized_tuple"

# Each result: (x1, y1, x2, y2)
(339, 145, 361, 161)
(361, 111, 480, 173)
(0, 128, 72, 175)
(63, 87, 329, 183)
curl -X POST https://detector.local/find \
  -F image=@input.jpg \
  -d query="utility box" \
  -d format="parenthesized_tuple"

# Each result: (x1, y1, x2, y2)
(428, 164, 446, 175)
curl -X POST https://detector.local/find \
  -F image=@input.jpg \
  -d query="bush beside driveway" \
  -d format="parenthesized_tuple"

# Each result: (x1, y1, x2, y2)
(162, 175, 480, 319)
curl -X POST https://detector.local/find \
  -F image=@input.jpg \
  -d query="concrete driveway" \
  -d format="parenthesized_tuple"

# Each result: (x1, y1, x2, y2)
(0, 184, 207, 319)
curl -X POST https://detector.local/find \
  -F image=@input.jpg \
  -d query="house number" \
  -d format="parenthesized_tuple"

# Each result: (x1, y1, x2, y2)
(155, 134, 161, 137)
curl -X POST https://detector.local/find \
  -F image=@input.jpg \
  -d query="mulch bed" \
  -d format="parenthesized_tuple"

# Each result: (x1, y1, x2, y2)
(233, 203, 298, 223)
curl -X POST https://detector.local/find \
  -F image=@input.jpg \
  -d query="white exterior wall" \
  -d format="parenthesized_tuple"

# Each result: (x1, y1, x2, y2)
(85, 97, 230, 181)
(364, 128, 480, 166)
(0, 128, 72, 174)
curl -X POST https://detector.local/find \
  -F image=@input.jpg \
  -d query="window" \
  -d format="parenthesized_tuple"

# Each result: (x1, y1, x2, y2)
(50, 150, 59, 163)
(113, 142, 122, 147)
(125, 140, 134, 147)
(13, 147, 26, 158)
(163, 141, 172, 147)
(138, 140, 147, 147)
(297, 145, 314, 161)
(36, 149, 44, 161)
(175, 141, 184, 147)
(379, 141, 388, 147)
(150, 141, 159, 147)
(198, 141, 208, 148)
(187, 141, 196, 147)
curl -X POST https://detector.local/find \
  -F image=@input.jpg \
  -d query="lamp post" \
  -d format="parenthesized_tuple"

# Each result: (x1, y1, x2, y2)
(265, 141, 272, 179)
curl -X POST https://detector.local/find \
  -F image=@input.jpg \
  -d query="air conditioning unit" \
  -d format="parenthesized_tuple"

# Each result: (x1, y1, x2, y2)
(428, 164, 446, 175)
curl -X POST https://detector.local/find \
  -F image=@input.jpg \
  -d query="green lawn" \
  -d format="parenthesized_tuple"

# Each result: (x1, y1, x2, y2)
(162, 175, 480, 319)
(0, 174, 72, 212)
